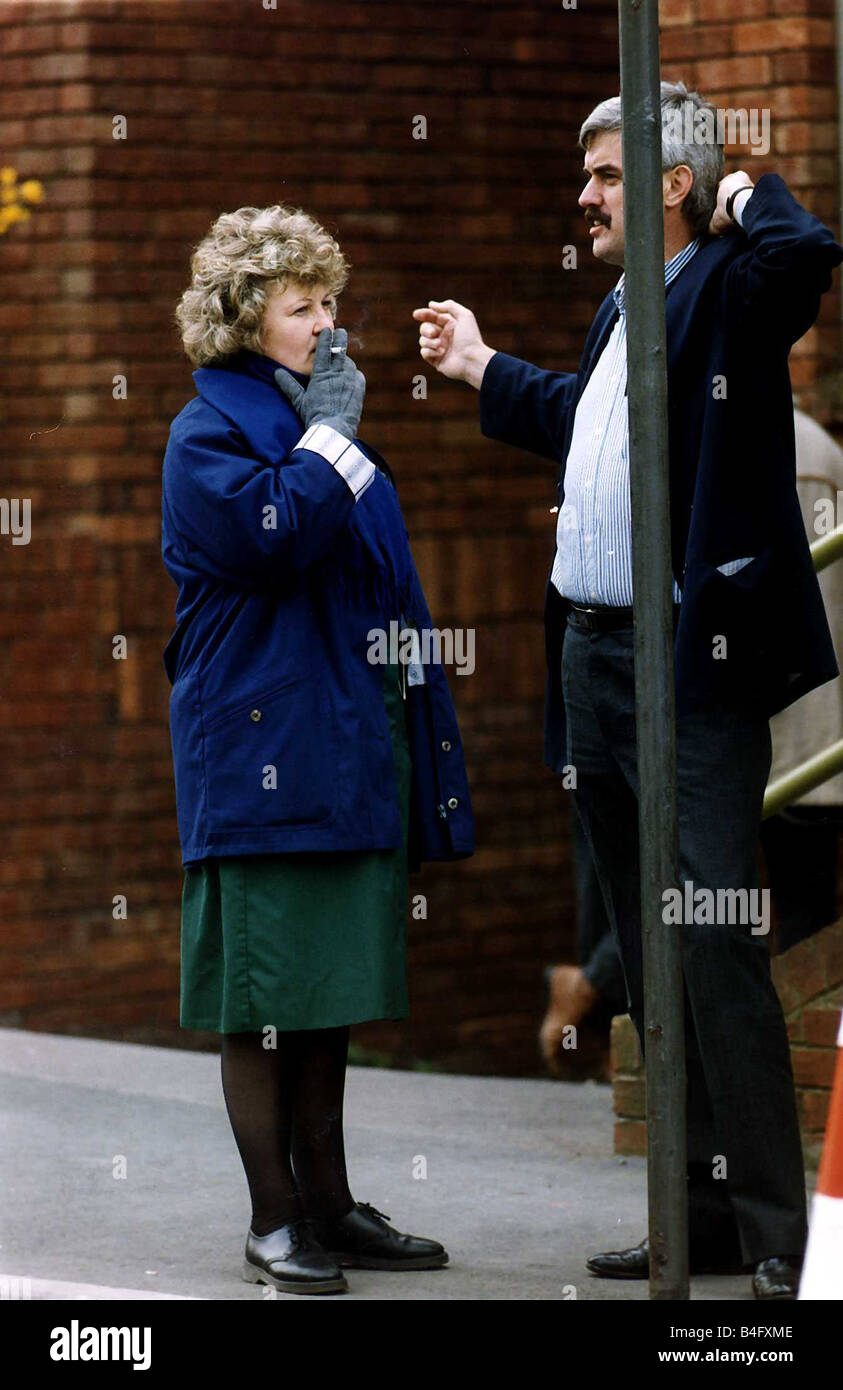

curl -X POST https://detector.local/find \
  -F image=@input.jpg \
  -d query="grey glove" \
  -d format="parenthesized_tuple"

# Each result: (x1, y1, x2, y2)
(273, 327, 366, 440)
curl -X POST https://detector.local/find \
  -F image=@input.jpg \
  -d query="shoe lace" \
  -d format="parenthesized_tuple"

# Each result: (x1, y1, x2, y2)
(357, 1202, 391, 1225)
(288, 1217, 317, 1248)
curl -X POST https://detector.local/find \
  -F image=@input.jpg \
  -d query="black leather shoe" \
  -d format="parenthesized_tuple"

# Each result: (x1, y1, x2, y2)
(587, 1235, 745, 1279)
(243, 1218, 348, 1294)
(752, 1256, 800, 1300)
(315, 1202, 449, 1270)
(587, 1236, 651, 1279)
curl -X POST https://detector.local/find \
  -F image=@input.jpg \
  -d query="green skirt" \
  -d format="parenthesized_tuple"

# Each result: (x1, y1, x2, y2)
(179, 661, 411, 1033)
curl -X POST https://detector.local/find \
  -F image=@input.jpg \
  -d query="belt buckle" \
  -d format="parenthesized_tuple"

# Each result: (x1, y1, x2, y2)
(569, 603, 599, 630)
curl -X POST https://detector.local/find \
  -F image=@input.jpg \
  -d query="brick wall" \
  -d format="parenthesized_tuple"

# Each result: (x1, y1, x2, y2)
(0, 0, 840, 1075)
(774, 921, 843, 1159)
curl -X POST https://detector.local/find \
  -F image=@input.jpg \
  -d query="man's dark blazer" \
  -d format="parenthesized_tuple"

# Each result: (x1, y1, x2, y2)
(478, 173, 843, 775)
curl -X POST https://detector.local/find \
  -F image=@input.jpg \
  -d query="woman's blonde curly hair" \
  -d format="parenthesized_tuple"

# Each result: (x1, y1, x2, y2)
(175, 204, 350, 366)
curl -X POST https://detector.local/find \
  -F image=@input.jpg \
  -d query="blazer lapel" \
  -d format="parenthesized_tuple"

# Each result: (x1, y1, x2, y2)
(555, 290, 619, 490)
(580, 291, 619, 392)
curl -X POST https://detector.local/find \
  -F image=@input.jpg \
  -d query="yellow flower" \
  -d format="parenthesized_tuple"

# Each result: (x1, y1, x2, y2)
(0, 169, 44, 234)
(0, 204, 30, 232)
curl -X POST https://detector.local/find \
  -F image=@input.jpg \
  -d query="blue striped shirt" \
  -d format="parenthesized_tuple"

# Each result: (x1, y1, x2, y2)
(550, 235, 753, 606)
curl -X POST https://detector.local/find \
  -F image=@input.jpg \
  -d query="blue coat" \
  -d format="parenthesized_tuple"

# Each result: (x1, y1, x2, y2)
(161, 349, 474, 869)
(479, 173, 843, 775)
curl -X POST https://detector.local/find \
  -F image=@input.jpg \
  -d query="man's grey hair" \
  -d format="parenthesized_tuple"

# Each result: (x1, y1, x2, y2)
(578, 80, 726, 239)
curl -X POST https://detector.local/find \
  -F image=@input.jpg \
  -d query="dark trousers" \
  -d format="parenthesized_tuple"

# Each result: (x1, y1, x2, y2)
(561, 618, 807, 1265)
(572, 802, 627, 1014)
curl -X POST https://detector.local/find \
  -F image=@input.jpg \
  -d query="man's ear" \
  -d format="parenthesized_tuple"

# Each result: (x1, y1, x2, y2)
(664, 163, 693, 211)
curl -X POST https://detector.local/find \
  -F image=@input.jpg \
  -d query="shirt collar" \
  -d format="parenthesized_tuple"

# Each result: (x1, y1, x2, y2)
(612, 236, 701, 315)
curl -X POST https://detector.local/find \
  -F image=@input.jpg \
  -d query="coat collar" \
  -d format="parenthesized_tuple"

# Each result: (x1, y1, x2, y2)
(581, 229, 743, 392)
(234, 348, 309, 390)
(191, 350, 306, 462)
(612, 236, 703, 315)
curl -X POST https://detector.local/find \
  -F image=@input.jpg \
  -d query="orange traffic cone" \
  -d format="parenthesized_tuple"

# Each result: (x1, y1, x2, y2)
(799, 1008, 843, 1299)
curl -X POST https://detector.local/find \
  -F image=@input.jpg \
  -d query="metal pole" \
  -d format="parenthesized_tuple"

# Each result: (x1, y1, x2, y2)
(617, 0, 688, 1300)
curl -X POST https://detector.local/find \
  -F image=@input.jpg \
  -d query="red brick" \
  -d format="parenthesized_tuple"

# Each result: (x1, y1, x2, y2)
(814, 921, 843, 983)
(696, 54, 773, 89)
(614, 1077, 646, 1119)
(614, 1120, 647, 1157)
(768, 85, 838, 119)
(773, 121, 838, 155)
(611, 1013, 643, 1074)
(785, 1007, 804, 1042)
(773, 935, 831, 1004)
(659, 0, 696, 24)
(733, 18, 830, 51)
(802, 1006, 843, 1048)
(772, 49, 837, 83)
(770, 0, 832, 11)
(791, 1046, 837, 1089)
(662, 29, 733, 61)
(800, 1089, 833, 1133)
(698, 0, 768, 16)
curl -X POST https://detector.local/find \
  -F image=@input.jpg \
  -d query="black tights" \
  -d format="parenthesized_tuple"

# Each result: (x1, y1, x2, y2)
(220, 1025, 355, 1236)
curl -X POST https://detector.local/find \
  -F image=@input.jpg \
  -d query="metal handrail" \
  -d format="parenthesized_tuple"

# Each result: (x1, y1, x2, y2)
(761, 522, 843, 814)
(809, 522, 843, 574)
(763, 739, 843, 817)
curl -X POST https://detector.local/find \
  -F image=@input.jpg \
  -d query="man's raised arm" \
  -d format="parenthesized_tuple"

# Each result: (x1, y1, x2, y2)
(413, 298, 578, 463)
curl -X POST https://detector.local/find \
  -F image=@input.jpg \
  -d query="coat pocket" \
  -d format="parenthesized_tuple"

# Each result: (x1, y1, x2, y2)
(203, 676, 339, 833)
(691, 548, 776, 685)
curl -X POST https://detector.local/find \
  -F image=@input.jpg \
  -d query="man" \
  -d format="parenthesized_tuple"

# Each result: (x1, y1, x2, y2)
(542, 409, 843, 1070)
(413, 79, 843, 1300)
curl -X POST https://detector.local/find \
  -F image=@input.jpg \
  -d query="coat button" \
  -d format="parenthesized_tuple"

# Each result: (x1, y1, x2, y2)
(250, 709, 262, 722)
(447, 796, 458, 810)
(441, 740, 451, 751)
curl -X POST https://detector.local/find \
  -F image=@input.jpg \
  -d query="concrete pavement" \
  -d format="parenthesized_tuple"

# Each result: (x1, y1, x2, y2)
(0, 1027, 794, 1300)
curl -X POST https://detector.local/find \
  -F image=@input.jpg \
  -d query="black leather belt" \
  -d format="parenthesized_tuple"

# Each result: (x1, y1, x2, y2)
(566, 601, 681, 633)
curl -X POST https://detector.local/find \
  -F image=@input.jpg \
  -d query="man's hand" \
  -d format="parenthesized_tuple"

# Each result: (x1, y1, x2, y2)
(412, 299, 496, 389)
(708, 171, 754, 238)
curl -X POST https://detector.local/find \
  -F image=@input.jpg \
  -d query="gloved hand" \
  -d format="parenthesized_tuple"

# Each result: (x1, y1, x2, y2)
(273, 327, 366, 441)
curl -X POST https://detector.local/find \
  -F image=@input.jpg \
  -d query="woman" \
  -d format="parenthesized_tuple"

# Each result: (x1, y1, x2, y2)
(162, 204, 475, 1295)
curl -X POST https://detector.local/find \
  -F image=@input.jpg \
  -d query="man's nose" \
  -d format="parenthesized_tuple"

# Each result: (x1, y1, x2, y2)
(578, 181, 599, 209)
